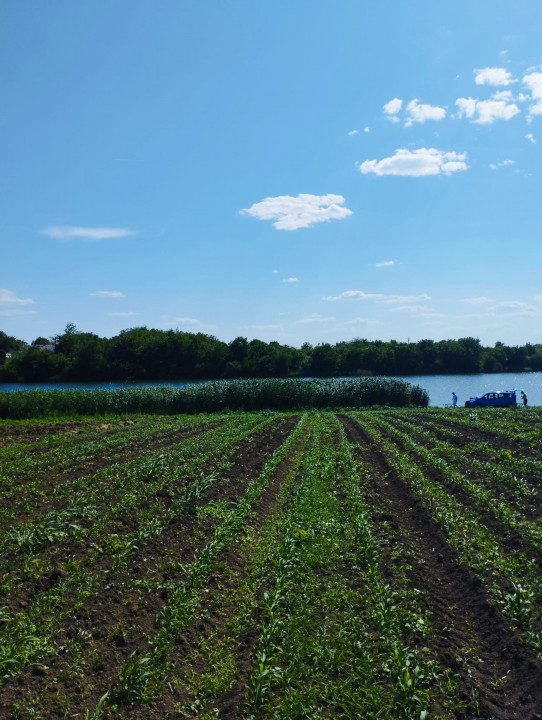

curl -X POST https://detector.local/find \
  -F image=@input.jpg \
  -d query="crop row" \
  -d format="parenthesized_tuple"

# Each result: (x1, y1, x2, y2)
(356, 412, 542, 655)
(0, 414, 290, 691)
(3, 410, 542, 719)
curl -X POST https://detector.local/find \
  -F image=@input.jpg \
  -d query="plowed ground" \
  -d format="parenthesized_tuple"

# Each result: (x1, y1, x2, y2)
(2, 410, 542, 719)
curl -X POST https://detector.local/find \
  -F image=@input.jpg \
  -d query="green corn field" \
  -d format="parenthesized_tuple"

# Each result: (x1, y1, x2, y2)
(1, 405, 542, 719)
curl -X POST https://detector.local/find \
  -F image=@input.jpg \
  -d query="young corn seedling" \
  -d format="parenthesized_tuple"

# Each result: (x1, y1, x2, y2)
(503, 583, 534, 630)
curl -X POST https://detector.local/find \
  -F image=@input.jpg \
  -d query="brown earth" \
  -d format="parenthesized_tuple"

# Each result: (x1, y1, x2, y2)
(0, 417, 296, 612)
(4, 413, 542, 720)
(0, 418, 220, 523)
(380, 415, 542, 570)
(0, 417, 301, 719)
(339, 413, 542, 720)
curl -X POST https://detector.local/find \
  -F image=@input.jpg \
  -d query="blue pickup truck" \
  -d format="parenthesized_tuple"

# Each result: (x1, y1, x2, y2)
(464, 390, 517, 408)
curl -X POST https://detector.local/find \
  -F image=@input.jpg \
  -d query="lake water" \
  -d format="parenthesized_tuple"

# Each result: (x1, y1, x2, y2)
(1, 372, 541, 407)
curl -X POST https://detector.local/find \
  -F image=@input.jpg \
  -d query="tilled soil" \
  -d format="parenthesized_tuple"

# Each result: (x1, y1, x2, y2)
(340, 414, 542, 720)
(380, 416, 542, 567)
(4, 412, 542, 720)
(0, 416, 301, 718)
(412, 413, 541, 460)
(0, 418, 220, 523)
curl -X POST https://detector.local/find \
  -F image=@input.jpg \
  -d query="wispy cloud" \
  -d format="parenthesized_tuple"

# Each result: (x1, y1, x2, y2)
(489, 159, 515, 170)
(241, 194, 352, 230)
(348, 129, 359, 136)
(90, 290, 125, 298)
(474, 67, 515, 86)
(405, 98, 446, 126)
(486, 301, 541, 316)
(107, 311, 138, 317)
(389, 305, 438, 316)
(526, 133, 536, 144)
(0, 288, 35, 306)
(243, 324, 284, 333)
(360, 148, 467, 177)
(323, 290, 430, 304)
(282, 277, 299, 283)
(42, 226, 134, 241)
(163, 316, 203, 327)
(461, 296, 493, 305)
(0, 309, 37, 316)
(375, 260, 395, 267)
(343, 317, 377, 326)
(161, 316, 217, 332)
(295, 313, 336, 324)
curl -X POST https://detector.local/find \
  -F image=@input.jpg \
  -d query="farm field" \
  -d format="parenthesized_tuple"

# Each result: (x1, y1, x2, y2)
(1, 409, 542, 719)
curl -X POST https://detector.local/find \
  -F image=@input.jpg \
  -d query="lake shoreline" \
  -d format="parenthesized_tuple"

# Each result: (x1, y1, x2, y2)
(1, 371, 541, 407)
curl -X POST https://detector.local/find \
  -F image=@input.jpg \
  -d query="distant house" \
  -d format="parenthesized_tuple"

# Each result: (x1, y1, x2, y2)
(37, 344, 55, 352)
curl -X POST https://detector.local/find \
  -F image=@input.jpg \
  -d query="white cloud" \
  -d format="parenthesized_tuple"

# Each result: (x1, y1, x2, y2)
(383, 98, 402, 121)
(42, 226, 133, 241)
(168, 317, 201, 325)
(475, 99, 520, 124)
(523, 72, 542, 119)
(243, 324, 284, 332)
(389, 304, 435, 314)
(461, 297, 493, 304)
(364, 126, 370, 133)
(295, 313, 336, 324)
(161, 315, 217, 331)
(474, 67, 515, 86)
(323, 290, 430, 304)
(526, 133, 536, 144)
(489, 159, 515, 170)
(348, 129, 359, 136)
(455, 97, 477, 118)
(492, 90, 514, 101)
(383, 98, 402, 114)
(343, 317, 376, 326)
(0, 309, 36, 316)
(282, 277, 299, 283)
(241, 194, 352, 230)
(108, 312, 138, 317)
(455, 97, 520, 124)
(405, 98, 446, 126)
(0, 288, 35, 306)
(360, 148, 467, 177)
(487, 301, 541, 316)
(375, 260, 395, 267)
(90, 290, 125, 298)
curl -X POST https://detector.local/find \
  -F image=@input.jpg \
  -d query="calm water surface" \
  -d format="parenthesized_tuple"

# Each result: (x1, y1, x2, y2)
(1, 372, 541, 407)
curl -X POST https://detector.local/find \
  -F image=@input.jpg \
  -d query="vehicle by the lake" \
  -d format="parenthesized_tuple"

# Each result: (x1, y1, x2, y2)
(464, 390, 517, 408)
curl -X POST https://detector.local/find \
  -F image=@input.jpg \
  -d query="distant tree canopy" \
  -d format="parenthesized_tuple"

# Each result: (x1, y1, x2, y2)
(1, 326, 542, 383)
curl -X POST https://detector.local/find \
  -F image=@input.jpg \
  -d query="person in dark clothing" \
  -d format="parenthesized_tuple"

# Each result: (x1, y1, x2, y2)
(521, 391, 528, 406)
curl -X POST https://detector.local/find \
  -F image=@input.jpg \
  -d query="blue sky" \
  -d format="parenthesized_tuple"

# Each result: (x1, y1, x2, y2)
(2, 0, 542, 347)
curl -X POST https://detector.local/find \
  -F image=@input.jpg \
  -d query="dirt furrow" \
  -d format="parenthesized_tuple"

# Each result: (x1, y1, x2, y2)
(0, 418, 301, 718)
(0, 419, 220, 521)
(340, 414, 542, 720)
(381, 418, 542, 572)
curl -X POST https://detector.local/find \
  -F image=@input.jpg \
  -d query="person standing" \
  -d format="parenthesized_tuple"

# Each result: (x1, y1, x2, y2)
(521, 391, 528, 407)
(452, 392, 458, 408)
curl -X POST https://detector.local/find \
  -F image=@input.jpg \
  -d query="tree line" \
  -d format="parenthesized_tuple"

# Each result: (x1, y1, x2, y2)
(1, 325, 542, 383)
